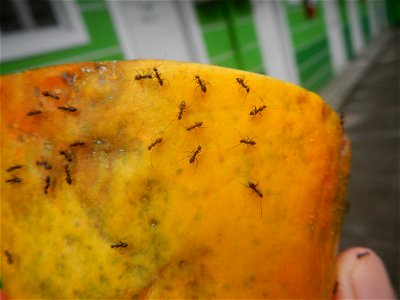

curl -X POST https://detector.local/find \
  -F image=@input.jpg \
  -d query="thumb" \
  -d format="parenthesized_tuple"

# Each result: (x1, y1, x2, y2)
(335, 247, 397, 299)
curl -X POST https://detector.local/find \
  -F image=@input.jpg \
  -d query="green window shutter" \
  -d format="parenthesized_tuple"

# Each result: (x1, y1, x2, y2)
(284, 0, 333, 92)
(195, 0, 264, 73)
(338, 0, 354, 60)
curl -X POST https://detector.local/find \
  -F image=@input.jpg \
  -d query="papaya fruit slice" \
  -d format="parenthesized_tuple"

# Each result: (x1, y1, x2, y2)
(0, 60, 350, 299)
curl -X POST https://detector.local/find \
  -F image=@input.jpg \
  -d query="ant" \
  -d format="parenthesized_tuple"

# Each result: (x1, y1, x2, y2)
(6, 165, 23, 172)
(332, 281, 338, 296)
(135, 71, 153, 81)
(59, 150, 73, 162)
(240, 137, 256, 146)
(232, 128, 257, 149)
(236, 77, 250, 94)
(36, 160, 52, 170)
(152, 67, 164, 86)
(44, 176, 51, 194)
(186, 121, 203, 132)
(70, 141, 85, 147)
(4, 250, 13, 264)
(249, 105, 267, 117)
(248, 181, 263, 198)
(27, 109, 42, 116)
(247, 181, 264, 217)
(65, 164, 72, 185)
(177, 101, 186, 120)
(5, 176, 22, 184)
(356, 251, 370, 259)
(58, 106, 78, 112)
(339, 111, 345, 128)
(194, 75, 209, 93)
(236, 76, 265, 103)
(42, 90, 59, 100)
(111, 241, 128, 248)
(189, 145, 202, 164)
(148, 137, 163, 150)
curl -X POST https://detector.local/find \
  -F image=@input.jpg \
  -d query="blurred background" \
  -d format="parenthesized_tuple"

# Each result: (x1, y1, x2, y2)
(1, 0, 399, 294)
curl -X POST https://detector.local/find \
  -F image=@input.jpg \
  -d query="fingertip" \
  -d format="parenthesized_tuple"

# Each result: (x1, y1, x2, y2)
(335, 247, 397, 300)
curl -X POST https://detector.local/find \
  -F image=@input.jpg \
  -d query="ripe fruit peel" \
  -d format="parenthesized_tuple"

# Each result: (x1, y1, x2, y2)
(1, 60, 350, 298)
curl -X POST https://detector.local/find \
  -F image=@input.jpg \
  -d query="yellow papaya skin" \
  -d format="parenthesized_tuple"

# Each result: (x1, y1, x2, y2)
(1, 60, 350, 299)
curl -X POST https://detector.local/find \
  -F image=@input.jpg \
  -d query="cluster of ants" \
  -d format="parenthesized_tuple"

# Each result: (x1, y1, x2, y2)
(26, 90, 79, 117)
(5, 64, 270, 238)
(5, 140, 86, 198)
(138, 65, 268, 205)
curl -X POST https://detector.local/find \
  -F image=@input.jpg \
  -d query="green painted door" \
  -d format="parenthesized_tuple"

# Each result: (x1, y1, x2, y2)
(338, 0, 354, 60)
(195, 0, 264, 74)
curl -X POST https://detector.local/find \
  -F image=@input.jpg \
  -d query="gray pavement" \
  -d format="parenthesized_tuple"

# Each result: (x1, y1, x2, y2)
(338, 28, 399, 294)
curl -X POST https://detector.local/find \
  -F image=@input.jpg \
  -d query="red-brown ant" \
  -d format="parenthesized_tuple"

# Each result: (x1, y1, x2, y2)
(69, 141, 85, 147)
(5, 176, 22, 184)
(236, 76, 265, 103)
(186, 121, 204, 131)
(148, 137, 163, 150)
(135, 71, 153, 81)
(177, 101, 186, 120)
(36, 160, 52, 170)
(248, 181, 263, 217)
(339, 111, 345, 128)
(58, 106, 78, 112)
(59, 150, 73, 162)
(189, 145, 202, 164)
(152, 67, 164, 86)
(194, 75, 209, 93)
(27, 109, 42, 116)
(44, 175, 51, 194)
(65, 165, 72, 185)
(249, 105, 267, 117)
(248, 181, 263, 198)
(236, 77, 250, 94)
(6, 165, 23, 172)
(356, 251, 370, 259)
(240, 137, 256, 146)
(42, 90, 59, 100)
(111, 241, 128, 248)
(232, 128, 257, 149)
(332, 281, 338, 296)
(4, 250, 13, 264)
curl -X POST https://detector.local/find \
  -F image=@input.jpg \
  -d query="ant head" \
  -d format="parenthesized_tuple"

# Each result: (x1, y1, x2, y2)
(195, 75, 200, 79)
